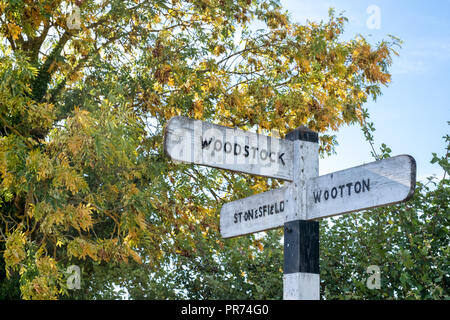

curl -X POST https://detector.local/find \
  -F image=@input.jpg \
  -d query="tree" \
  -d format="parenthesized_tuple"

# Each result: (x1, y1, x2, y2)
(0, 0, 398, 299)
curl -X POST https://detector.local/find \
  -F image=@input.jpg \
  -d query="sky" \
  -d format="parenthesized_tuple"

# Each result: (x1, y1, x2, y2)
(280, 0, 450, 181)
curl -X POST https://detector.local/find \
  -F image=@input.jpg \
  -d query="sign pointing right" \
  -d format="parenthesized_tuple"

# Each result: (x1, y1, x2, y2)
(306, 155, 416, 220)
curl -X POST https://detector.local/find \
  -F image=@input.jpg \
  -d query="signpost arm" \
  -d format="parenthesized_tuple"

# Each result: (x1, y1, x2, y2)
(164, 116, 417, 300)
(283, 127, 320, 300)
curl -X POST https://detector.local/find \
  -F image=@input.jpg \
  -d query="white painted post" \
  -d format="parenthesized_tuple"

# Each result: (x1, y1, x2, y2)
(283, 127, 320, 300)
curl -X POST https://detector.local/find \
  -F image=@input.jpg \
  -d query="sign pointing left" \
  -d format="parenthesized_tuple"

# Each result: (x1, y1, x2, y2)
(163, 116, 295, 181)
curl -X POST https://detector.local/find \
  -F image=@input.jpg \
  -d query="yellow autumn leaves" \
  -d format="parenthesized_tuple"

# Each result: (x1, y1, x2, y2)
(25, 147, 89, 195)
(352, 41, 393, 85)
(27, 203, 93, 233)
(1, 0, 48, 40)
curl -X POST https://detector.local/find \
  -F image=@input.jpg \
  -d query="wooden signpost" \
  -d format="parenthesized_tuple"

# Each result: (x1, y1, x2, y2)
(164, 116, 417, 300)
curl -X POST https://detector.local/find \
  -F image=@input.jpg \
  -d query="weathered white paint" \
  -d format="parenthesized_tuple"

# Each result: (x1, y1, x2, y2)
(284, 138, 320, 300)
(283, 273, 320, 300)
(286, 140, 319, 222)
(306, 155, 416, 221)
(164, 116, 295, 180)
(220, 186, 292, 239)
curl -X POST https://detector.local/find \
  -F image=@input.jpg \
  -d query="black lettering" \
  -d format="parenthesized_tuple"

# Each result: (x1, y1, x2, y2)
(224, 142, 232, 153)
(339, 185, 345, 197)
(263, 205, 267, 215)
(234, 213, 238, 224)
(234, 143, 241, 156)
(251, 147, 258, 158)
(331, 187, 338, 199)
(275, 202, 279, 213)
(363, 179, 370, 192)
(270, 204, 274, 215)
(201, 137, 213, 149)
(355, 181, 362, 193)
(280, 201, 285, 212)
(324, 190, 329, 200)
(214, 140, 222, 151)
(313, 191, 322, 203)
(238, 212, 242, 222)
(278, 153, 285, 166)
(259, 206, 263, 216)
(260, 149, 268, 160)
(269, 152, 276, 163)
(244, 145, 250, 157)
(346, 183, 353, 196)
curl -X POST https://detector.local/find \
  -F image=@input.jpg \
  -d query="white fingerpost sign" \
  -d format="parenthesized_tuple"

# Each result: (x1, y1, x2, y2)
(164, 116, 295, 181)
(163, 117, 416, 300)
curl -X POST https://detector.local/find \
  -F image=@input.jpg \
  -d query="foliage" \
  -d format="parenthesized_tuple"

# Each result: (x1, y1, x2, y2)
(126, 228, 284, 300)
(0, 240, 20, 299)
(0, 0, 400, 299)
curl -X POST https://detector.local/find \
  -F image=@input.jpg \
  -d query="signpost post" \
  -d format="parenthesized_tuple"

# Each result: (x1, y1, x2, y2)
(164, 116, 416, 300)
